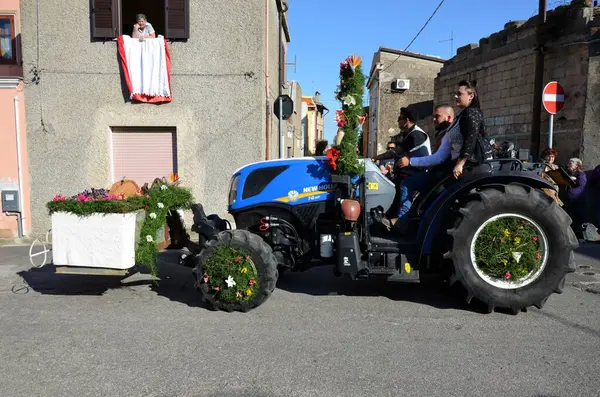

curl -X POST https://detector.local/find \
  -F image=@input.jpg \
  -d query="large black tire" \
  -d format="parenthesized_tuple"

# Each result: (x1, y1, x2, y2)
(193, 229, 278, 312)
(445, 184, 578, 314)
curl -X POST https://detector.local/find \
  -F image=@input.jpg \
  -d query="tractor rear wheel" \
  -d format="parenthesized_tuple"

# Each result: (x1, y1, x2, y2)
(193, 229, 278, 312)
(445, 184, 578, 314)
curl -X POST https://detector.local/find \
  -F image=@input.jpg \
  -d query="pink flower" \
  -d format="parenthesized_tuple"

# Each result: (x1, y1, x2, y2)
(145, 194, 150, 199)
(213, 286, 220, 291)
(235, 256, 242, 263)
(203, 273, 209, 282)
(248, 279, 257, 286)
(500, 238, 505, 243)
(536, 252, 542, 260)
(245, 255, 251, 261)
(52, 195, 66, 202)
(533, 236, 538, 241)
(504, 272, 511, 280)
(236, 291, 243, 298)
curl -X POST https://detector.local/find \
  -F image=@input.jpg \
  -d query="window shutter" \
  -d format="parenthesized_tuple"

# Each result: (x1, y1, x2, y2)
(165, 0, 190, 40)
(91, 0, 118, 39)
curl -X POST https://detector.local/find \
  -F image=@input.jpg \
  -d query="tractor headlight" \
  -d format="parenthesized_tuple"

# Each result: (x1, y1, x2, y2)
(228, 174, 240, 206)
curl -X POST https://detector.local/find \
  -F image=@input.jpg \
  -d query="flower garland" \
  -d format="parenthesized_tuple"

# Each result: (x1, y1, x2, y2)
(326, 54, 366, 176)
(473, 217, 545, 281)
(200, 246, 259, 304)
(47, 176, 194, 276)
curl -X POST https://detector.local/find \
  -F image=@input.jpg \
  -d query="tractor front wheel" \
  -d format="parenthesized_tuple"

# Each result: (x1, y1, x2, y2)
(446, 184, 578, 314)
(193, 229, 278, 312)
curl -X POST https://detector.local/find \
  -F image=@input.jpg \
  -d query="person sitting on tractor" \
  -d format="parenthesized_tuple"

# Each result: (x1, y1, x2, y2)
(372, 107, 431, 165)
(381, 80, 488, 233)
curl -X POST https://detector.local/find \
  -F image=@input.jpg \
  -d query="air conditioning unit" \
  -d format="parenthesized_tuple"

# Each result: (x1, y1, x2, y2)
(392, 79, 410, 91)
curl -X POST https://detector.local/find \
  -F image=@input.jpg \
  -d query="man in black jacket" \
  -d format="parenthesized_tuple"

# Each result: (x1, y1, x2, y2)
(372, 107, 431, 164)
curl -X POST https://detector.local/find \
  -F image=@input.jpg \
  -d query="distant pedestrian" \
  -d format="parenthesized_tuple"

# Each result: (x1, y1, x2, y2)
(540, 148, 563, 206)
(562, 157, 587, 233)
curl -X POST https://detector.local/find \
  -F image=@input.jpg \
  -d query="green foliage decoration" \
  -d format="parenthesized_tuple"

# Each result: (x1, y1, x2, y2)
(473, 216, 546, 281)
(331, 54, 366, 176)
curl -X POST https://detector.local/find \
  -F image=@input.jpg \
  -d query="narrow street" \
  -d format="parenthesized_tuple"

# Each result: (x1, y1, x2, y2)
(0, 243, 599, 397)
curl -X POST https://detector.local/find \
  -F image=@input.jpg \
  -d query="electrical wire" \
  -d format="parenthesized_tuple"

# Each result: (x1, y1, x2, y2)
(380, 0, 447, 74)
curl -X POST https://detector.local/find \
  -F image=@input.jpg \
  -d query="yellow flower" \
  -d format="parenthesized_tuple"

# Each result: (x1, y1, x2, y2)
(501, 259, 508, 266)
(245, 288, 253, 297)
(240, 267, 248, 274)
(513, 237, 521, 245)
(503, 229, 510, 238)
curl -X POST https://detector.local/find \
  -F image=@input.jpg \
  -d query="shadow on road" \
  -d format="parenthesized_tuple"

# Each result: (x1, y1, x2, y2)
(276, 265, 478, 313)
(575, 241, 600, 263)
(15, 249, 479, 313)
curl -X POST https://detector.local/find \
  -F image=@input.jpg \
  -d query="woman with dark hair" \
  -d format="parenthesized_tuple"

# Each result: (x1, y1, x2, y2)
(382, 80, 489, 232)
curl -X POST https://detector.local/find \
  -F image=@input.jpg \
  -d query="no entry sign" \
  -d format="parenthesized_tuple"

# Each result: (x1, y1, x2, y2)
(542, 81, 565, 114)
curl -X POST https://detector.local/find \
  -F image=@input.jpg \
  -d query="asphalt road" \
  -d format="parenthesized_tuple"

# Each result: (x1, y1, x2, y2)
(0, 244, 599, 397)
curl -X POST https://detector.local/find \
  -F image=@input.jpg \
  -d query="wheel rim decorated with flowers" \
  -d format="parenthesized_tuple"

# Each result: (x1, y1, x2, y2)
(470, 213, 549, 289)
(200, 246, 260, 304)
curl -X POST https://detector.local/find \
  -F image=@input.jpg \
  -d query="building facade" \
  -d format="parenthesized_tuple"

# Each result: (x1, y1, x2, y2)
(434, 1, 600, 166)
(20, 0, 291, 235)
(301, 94, 327, 155)
(283, 80, 303, 158)
(0, 0, 30, 239)
(367, 48, 445, 156)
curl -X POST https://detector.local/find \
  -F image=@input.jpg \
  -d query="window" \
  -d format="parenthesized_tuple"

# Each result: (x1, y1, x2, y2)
(111, 127, 178, 186)
(91, 0, 189, 41)
(0, 15, 16, 64)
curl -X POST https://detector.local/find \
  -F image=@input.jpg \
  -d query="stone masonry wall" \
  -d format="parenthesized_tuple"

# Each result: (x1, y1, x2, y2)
(434, 1, 597, 164)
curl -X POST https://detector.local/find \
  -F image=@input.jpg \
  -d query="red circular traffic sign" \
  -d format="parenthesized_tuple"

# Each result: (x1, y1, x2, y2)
(542, 81, 565, 114)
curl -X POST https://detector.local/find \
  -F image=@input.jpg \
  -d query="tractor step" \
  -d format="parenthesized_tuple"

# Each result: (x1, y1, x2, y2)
(369, 236, 418, 254)
(386, 267, 420, 283)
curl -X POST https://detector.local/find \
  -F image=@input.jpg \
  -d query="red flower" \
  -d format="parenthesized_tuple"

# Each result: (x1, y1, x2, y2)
(326, 147, 341, 171)
(248, 279, 257, 286)
(533, 236, 538, 241)
(235, 256, 242, 263)
(504, 272, 511, 280)
(536, 252, 542, 260)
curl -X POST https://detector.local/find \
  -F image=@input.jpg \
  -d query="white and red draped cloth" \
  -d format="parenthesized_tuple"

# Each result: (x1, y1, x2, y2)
(117, 35, 172, 103)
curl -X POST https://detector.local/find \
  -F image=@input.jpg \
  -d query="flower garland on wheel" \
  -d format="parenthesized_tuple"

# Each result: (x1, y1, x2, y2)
(200, 246, 259, 304)
(473, 217, 546, 281)
(326, 54, 366, 176)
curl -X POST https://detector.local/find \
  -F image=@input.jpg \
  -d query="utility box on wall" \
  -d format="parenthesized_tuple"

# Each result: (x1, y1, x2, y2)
(1, 190, 20, 212)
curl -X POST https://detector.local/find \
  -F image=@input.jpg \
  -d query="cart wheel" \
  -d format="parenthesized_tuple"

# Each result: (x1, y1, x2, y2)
(29, 229, 52, 268)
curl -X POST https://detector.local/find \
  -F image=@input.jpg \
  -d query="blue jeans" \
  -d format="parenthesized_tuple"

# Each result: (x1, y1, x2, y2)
(394, 170, 431, 221)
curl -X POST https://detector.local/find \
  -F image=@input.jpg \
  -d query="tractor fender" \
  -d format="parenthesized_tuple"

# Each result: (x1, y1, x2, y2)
(418, 173, 555, 257)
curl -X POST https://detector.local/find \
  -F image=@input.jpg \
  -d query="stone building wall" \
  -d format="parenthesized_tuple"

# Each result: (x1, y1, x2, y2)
(434, 1, 599, 165)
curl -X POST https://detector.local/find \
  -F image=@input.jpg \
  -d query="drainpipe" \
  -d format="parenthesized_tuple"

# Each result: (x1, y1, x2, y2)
(13, 95, 25, 237)
(277, 2, 288, 159)
(265, 0, 271, 160)
(531, 0, 547, 160)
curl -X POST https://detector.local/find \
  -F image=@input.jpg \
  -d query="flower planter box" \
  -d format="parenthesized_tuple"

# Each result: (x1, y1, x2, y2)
(51, 210, 153, 270)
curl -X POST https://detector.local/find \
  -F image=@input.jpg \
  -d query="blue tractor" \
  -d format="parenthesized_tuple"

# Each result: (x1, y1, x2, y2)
(188, 156, 578, 314)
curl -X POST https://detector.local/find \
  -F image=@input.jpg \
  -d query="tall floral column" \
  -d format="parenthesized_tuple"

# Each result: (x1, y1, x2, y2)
(328, 54, 366, 176)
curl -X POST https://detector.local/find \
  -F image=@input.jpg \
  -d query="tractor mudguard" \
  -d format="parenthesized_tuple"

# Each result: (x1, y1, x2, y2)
(417, 165, 555, 257)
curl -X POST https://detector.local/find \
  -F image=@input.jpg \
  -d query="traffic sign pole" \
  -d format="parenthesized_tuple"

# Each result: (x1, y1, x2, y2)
(542, 81, 564, 150)
(548, 113, 554, 149)
(279, 95, 284, 159)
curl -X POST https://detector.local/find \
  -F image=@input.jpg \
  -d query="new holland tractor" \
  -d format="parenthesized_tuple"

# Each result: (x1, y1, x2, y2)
(189, 156, 579, 314)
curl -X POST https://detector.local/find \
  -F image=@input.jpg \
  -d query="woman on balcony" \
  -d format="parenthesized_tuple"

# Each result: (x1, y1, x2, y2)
(132, 14, 156, 40)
